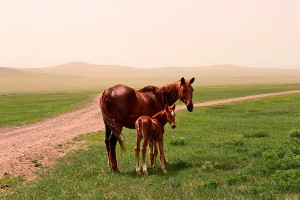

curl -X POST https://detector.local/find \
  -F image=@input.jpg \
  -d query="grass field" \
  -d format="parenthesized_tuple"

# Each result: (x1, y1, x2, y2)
(1, 92, 299, 199)
(192, 83, 300, 103)
(1, 83, 299, 128)
(0, 91, 98, 128)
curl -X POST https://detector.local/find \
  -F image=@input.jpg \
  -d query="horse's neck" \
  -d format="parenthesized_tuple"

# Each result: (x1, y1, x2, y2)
(153, 112, 168, 127)
(158, 81, 179, 106)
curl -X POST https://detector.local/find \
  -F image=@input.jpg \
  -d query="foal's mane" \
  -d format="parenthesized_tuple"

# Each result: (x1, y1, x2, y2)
(152, 110, 165, 118)
(137, 81, 180, 106)
(151, 110, 167, 125)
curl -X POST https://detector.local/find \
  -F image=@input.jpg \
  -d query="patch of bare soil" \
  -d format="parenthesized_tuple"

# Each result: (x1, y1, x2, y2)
(0, 95, 102, 180)
(0, 90, 299, 179)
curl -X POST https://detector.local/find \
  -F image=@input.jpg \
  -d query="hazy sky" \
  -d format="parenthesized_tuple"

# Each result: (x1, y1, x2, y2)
(0, 0, 299, 68)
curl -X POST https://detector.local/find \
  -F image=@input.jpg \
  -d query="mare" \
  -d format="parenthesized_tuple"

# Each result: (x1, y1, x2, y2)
(135, 104, 176, 175)
(99, 77, 195, 172)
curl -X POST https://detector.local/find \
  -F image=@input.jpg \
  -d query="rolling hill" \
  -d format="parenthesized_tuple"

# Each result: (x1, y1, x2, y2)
(25, 62, 300, 78)
(1, 62, 300, 94)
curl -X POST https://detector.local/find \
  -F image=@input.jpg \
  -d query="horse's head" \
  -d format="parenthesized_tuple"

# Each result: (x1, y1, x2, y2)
(165, 104, 176, 129)
(179, 77, 195, 112)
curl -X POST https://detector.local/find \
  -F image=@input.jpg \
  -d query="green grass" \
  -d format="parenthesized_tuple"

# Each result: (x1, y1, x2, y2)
(0, 91, 98, 127)
(1, 93, 299, 199)
(0, 83, 299, 128)
(193, 83, 300, 103)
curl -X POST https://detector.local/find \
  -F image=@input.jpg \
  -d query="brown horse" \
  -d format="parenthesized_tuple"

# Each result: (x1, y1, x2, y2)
(99, 77, 195, 172)
(135, 104, 176, 175)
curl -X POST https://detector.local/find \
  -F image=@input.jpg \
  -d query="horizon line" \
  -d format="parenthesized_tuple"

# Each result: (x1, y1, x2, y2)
(2, 61, 300, 70)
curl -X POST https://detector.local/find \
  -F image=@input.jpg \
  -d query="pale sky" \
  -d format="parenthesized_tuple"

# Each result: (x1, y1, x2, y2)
(0, 0, 299, 68)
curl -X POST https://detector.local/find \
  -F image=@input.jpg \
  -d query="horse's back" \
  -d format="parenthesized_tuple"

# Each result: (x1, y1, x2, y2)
(135, 116, 153, 137)
(103, 84, 163, 129)
(109, 84, 135, 99)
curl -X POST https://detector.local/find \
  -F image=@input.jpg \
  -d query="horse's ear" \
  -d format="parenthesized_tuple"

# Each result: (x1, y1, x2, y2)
(190, 77, 195, 84)
(172, 104, 176, 110)
(180, 77, 185, 86)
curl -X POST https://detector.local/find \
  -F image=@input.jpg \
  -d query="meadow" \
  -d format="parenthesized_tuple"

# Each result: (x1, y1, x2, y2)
(0, 91, 98, 127)
(1, 83, 300, 127)
(0, 85, 299, 199)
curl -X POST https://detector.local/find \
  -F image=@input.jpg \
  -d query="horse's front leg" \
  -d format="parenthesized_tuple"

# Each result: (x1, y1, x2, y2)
(158, 139, 167, 173)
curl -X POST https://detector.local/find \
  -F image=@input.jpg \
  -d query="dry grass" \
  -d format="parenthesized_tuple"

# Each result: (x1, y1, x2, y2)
(1, 63, 300, 94)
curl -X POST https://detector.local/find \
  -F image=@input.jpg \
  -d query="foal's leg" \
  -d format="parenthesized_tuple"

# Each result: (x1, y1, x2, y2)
(158, 139, 167, 173)
(153, 140, 158, 170)
(135, 130, 142, 175)
(149, 139, 154, 166)
(141, 138, 150, 175)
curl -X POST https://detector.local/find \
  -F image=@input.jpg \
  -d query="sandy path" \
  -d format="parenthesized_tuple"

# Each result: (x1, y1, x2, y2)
(0, 96, 102, 179)
(0, 90, 300, 179)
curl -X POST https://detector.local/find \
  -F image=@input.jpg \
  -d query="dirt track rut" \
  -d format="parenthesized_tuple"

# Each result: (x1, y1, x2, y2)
(0, 90, 299, 179)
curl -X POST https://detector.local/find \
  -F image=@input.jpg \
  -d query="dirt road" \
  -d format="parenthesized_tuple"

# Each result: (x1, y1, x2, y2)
(0, 90, 299, 179)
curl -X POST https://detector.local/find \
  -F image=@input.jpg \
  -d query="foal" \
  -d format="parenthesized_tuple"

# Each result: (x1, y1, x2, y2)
(135, 104, 176, 175)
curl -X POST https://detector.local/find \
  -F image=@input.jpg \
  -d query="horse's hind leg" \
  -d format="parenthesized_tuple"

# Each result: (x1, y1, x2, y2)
(104, 123, 111, 169)
(108, 126, 122, 173)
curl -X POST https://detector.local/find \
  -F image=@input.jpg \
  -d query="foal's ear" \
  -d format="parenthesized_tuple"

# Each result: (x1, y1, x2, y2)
(180, 77, 185, 86)
(172, 104, 176, 110)
(190, 77, 195, 84)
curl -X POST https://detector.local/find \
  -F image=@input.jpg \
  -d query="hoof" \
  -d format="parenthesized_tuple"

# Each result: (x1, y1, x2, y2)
(143, 170, 148, 175)
(136, 170, 141, 175)
(164, 158, 169, 164)
(111, 167, 120, 173)
(162, 169, 167, 174)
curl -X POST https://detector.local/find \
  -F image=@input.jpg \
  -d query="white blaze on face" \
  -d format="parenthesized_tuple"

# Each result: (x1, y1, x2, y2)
(171, 110, 175, 116)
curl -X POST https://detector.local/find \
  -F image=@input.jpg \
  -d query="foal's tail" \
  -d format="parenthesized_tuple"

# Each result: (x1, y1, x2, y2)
(99, 89, 126, 152)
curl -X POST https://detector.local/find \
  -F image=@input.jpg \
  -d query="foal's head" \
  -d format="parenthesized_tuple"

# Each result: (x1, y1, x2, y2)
(179, 77, 195, 112)
(165, 104, 176, 129)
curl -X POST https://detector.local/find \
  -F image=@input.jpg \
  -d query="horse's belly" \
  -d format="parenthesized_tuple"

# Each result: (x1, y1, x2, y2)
(109, 86, 163, 129)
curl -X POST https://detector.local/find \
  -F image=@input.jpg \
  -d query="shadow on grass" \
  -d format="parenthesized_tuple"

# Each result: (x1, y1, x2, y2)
(121, 159, 192, 177)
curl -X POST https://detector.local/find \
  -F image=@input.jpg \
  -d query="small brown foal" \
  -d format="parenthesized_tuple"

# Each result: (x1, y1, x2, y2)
(135, 104, 176, 175)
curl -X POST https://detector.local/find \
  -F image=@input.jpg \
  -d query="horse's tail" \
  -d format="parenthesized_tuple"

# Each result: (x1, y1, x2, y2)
(99, 89, 126, 152)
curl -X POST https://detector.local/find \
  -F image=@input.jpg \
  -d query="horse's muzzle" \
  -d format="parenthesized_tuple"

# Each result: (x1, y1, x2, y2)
(171, 124, 177, 129)
(187, 104, 194, 112)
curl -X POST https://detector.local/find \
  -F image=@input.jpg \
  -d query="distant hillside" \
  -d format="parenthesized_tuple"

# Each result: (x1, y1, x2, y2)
(0, 67, 101, 94)
(25, 62, 300, 79)
(0, 67, 33, 76)
(2, 63, 300, 94)
(26, 62, 147, 78)
(151, 64, 300, 78)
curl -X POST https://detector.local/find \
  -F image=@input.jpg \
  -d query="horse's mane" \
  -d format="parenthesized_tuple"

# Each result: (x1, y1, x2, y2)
(157, 82, 180, 106)
(137, 85, 159, 93)
(137, 81, 180, 105)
